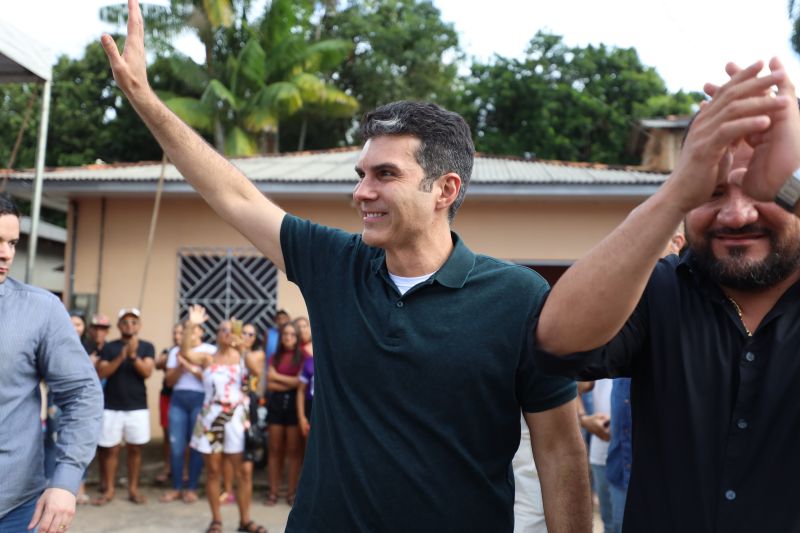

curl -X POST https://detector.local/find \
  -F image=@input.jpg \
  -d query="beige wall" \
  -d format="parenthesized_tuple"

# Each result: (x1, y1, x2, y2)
(68, 192, 641, 437)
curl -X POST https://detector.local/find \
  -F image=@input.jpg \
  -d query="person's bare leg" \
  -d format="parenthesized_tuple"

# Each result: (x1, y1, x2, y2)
(96, 446, 108, 493)
(229, 454, 253, 525)
(159, 435, 171, 482)
(221, 454, 235, 501)
(204, 453, 223, 524)
(267, 424, 286, 502)
(127, 444, 146, 502)
(94, 445, 119, 503)
(285, 426, 302, 503)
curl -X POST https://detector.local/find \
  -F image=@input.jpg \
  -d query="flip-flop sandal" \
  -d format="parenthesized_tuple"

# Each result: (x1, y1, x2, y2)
(182, 491, 199, 504)
(263, 493, 278, 506)
(128, 493, 147, 504)
(159, 491, 182, 503)
(206, 520, 223, 533)
(237, 521, 268, 533)
(91, 494, 113, 506)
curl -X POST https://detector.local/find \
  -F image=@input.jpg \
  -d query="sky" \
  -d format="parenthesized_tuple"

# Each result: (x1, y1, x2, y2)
(1, 0, 799, 93)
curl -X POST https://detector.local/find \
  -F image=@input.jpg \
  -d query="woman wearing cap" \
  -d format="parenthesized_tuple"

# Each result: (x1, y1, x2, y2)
(182, 305, 267, 533)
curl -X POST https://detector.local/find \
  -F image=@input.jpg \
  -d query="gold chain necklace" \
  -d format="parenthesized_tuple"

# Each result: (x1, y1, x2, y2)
(727, 296, 753, 337)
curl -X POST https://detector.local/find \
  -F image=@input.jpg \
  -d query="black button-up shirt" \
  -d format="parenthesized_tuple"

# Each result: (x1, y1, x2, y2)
(536, 252, 800, 532)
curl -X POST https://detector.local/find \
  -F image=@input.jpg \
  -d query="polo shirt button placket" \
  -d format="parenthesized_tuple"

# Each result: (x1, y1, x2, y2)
(743, 351, 756, 363)
(396, 301, 404, 308)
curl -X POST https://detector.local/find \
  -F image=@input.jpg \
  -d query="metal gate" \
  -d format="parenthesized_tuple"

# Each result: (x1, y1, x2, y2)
(176, 247, 278, 340)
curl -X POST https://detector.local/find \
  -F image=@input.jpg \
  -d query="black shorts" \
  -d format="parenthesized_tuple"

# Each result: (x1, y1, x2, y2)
(267, 390, 298, 426)
(305, 398, 313, 419)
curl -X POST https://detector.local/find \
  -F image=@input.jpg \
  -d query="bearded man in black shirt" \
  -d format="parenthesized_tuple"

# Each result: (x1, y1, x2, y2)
(536, 59, 800, 532)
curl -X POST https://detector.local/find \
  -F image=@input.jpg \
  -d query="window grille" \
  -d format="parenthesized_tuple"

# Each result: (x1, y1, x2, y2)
(177, 247, 278, 341)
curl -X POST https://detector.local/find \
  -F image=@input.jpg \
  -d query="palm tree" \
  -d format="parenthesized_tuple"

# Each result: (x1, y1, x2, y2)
(101, 0, 358, 156)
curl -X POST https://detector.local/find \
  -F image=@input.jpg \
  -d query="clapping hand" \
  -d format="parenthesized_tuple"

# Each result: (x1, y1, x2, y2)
(702, 58, 800, 203)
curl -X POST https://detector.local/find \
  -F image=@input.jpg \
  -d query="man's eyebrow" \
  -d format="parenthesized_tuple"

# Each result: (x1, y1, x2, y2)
(354, 162, 403, 174)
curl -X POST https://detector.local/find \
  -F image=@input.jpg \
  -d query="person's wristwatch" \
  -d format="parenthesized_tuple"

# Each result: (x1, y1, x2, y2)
(775, 168, 800, 213)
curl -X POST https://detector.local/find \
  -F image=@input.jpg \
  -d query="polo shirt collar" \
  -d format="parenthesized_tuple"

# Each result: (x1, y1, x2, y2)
(433, 233, 475, 289)
(369, 232, 476, 289)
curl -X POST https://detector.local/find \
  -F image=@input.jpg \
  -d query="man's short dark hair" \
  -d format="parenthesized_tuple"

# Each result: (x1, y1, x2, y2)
(360, 101, 475, 222)
(0, 193, 20, 218)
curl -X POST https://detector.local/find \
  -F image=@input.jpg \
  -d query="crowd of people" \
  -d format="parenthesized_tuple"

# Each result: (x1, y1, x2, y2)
(44, 304, 315, 533)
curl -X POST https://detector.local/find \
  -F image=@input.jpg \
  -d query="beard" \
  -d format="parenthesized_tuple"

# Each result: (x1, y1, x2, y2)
(688, 224, 800, 291)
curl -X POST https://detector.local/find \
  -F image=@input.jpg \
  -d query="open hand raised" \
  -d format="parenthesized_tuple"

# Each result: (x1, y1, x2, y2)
(188, 304, 209, 326)
(100, 0, 150, 101)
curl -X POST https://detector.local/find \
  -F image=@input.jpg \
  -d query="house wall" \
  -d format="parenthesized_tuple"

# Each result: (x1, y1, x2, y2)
(68, 193, 640, 436)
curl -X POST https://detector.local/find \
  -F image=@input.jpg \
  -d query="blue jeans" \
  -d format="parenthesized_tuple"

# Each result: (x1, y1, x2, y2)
(0, 496, 38, 533)
(168, 390, 205, 490)
(591, 464, 618, 533)
(609, 481, 627, 532)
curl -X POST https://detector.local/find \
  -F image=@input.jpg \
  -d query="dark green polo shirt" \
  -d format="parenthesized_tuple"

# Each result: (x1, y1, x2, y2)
(282, 215, 576, 533)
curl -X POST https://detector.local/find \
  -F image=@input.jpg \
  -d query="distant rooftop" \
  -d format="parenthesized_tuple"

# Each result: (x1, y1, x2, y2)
(2, 148, 669, 209)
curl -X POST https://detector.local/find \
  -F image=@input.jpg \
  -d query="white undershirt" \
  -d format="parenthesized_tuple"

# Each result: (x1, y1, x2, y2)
(589, 378, 613, 466)
(389, 271, 436, 295)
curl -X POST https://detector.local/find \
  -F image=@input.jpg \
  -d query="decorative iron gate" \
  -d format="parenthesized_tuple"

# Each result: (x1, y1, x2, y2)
(177, 247, 278, 340)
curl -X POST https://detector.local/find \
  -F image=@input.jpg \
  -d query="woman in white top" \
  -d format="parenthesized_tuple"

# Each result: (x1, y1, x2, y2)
(182, 305, 266, 533)
(160, 319, 216, 503)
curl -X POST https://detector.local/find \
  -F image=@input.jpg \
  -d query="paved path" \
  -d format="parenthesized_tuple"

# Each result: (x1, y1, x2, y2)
(71, 484, 290, 533)
(67, 443, 603, 532)
(69, 444, 289, 533)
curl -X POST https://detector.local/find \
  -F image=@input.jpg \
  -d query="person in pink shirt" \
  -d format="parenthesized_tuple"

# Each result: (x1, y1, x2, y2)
(264, 322, 307, 506)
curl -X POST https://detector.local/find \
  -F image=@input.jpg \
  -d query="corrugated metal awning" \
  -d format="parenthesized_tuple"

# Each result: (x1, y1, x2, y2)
(0, 19, 53, 82)
(4, 148, 668, 187)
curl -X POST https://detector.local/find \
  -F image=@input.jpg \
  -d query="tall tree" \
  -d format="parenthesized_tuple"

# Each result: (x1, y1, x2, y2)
(103, 0, 358, 155)
(460, 32, 701, 164)
(282, 0, 461, 150)
(0, 41, 162, 170)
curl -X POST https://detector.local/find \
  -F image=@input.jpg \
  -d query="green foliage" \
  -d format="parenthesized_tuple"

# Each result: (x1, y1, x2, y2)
(0, 84, 40, 169)
(284, 0, 461, 150)
(460, 32, 700, 164)
(320, 0, 461, 109)
(2, 2, 703, 170)
(119, 0, 359, 155)
(0, 41, 162, 170)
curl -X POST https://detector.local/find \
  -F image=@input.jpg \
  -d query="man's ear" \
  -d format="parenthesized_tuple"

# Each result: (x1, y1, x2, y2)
(436, 173, 461, 212)
(669, 233, 686, 255)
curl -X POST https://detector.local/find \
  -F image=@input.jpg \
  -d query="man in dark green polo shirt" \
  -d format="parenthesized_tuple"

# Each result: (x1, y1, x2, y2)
(102, 3, 590, 530)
